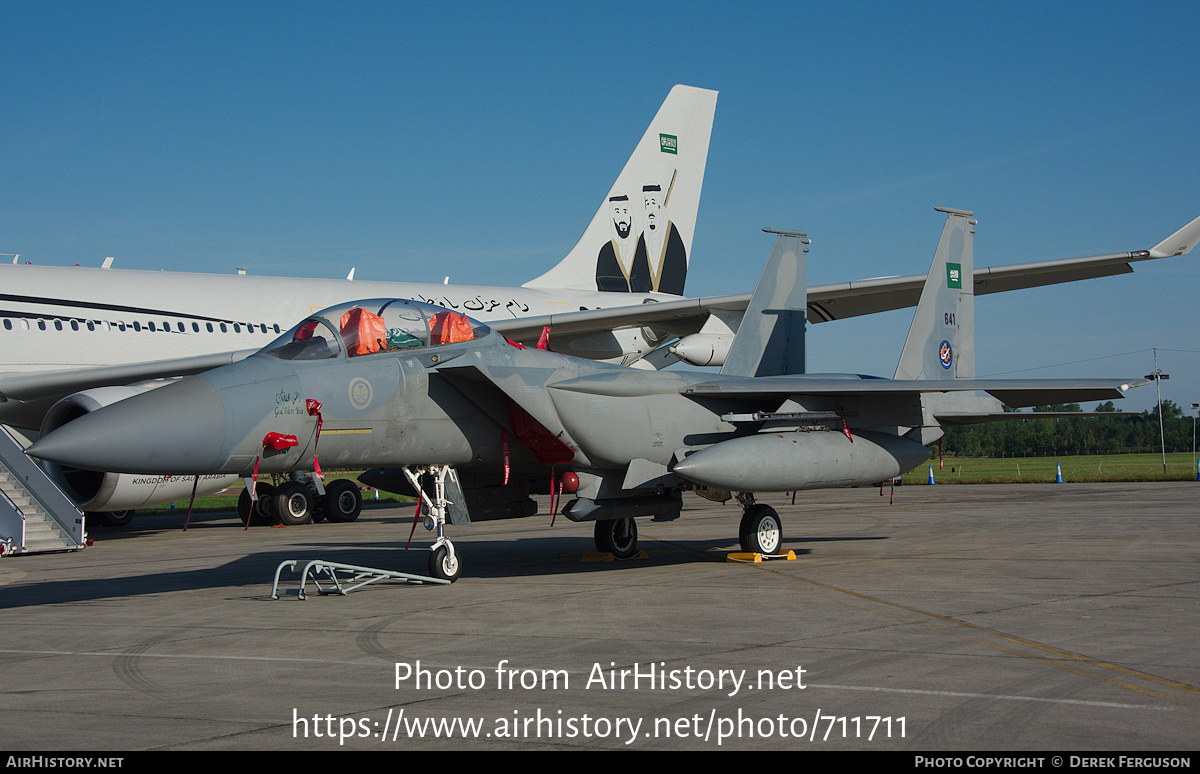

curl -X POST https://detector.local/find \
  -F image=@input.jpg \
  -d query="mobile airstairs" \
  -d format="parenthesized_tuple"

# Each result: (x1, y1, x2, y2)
(0, 426, 86, 556)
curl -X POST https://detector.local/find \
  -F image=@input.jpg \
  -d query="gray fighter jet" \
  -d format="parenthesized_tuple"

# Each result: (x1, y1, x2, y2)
(29, 208, 1143, 581)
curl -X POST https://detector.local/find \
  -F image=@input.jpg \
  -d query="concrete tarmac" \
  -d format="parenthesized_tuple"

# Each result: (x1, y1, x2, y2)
(1, 482, 1197, 751)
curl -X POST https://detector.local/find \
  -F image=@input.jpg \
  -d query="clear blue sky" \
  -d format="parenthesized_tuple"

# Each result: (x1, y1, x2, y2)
(3, 1, 1197, 414)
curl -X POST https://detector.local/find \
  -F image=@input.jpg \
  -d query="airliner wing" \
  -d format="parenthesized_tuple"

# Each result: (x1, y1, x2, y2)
(493, 213, 1200, 343)
(490, 251, 1162, 344)
(9, 216, 1191, 402)
(489, 293, 747, 341)
(808, 250, 1187, 323)
(808, 212, 1200, 322)
(806, 251, 1154, 322)
(0, 349, 256, 403)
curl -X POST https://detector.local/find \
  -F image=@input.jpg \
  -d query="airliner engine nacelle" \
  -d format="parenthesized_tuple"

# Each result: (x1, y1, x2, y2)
(39, 385, 237, 513)
(672, 431, 931, 492)
(670, 332, 734, 367)
(555, 327, 671, 366)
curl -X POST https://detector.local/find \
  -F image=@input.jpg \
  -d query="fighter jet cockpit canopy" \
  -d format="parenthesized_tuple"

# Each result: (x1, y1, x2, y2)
(260, 299, 492, 361)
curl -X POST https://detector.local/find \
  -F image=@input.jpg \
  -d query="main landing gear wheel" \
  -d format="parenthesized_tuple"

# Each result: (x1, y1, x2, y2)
(428, 542, 461, 582)
(238, 482, 277, 525)
(323, 479, 363, 523)
(594, 517, 639, 560)
(88, 510, 135, 527)
(275, 481, 315, 526)
(739, 504, 782, 554)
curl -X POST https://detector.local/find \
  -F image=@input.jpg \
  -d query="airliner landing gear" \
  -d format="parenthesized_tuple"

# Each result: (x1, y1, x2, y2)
(594, 517, 639, 560)
(323, 479, 363, 523)
(241, 475, 363, 527)
(275, 480, 316, 526)
(88, 509, 135, 527)
(238, 482, 276, 525)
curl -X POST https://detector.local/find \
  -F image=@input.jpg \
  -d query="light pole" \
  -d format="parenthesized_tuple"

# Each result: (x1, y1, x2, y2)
(1193, 403, 1198, 481)
(1145, 348, 1170, 475)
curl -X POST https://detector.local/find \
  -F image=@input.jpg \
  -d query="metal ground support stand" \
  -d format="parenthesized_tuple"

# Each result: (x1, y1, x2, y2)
(271, 559, 450, 599)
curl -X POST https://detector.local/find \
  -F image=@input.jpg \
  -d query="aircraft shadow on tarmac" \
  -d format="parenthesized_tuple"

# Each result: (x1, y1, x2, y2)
(0, 509, 889, 607)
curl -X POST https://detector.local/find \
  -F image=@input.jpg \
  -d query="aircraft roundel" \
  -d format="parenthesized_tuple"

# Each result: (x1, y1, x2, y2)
(939, 340, 953, 369)
(349, 377, 373, 410)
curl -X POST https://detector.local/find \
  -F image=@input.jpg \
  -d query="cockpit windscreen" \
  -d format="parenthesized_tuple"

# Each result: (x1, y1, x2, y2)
(261, 299, 490, 361)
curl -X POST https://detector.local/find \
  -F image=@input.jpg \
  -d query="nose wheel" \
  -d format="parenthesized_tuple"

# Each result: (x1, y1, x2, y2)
(428, 540, 461, 582)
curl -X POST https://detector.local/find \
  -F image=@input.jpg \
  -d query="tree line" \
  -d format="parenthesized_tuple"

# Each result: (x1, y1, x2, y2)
(940, 400, 1198, 457)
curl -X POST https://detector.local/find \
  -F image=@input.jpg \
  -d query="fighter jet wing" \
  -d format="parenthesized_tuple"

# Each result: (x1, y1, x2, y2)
(492, 213, 1200, 341)
(488, 252, 1160, 343)
(934, 410, 1141, 425)
(546, 368, 1146, 408)
(0, 348, 257, 403)
(677, 376, 1147, 409)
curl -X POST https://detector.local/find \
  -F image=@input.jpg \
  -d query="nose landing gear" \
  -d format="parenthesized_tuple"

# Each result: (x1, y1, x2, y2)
(403, 465, 464, 583)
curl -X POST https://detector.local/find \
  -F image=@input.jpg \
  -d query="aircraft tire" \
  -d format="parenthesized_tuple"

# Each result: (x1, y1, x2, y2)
(238, 483, 277, 525)
(274, 482, 314, 526)
(739, 504, 782, 555)
(89, 510, 135, 527)
(594, 517, 638, 560)
(428, 544, 461, 582)
(323, 480, 363, 523)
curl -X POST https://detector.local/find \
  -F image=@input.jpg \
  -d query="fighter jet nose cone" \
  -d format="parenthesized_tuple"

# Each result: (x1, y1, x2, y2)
(29, 377, 228, 474)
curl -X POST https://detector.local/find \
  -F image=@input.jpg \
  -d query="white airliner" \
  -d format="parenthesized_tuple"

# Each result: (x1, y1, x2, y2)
(0, 85, 723, 518)
(2, 82, 1197, 521)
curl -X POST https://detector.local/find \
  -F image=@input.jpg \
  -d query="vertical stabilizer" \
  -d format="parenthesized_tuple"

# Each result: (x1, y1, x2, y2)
(522, 85, 717, 295)
(894, 207, 976, 380)
(720, 229, 810, 377)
